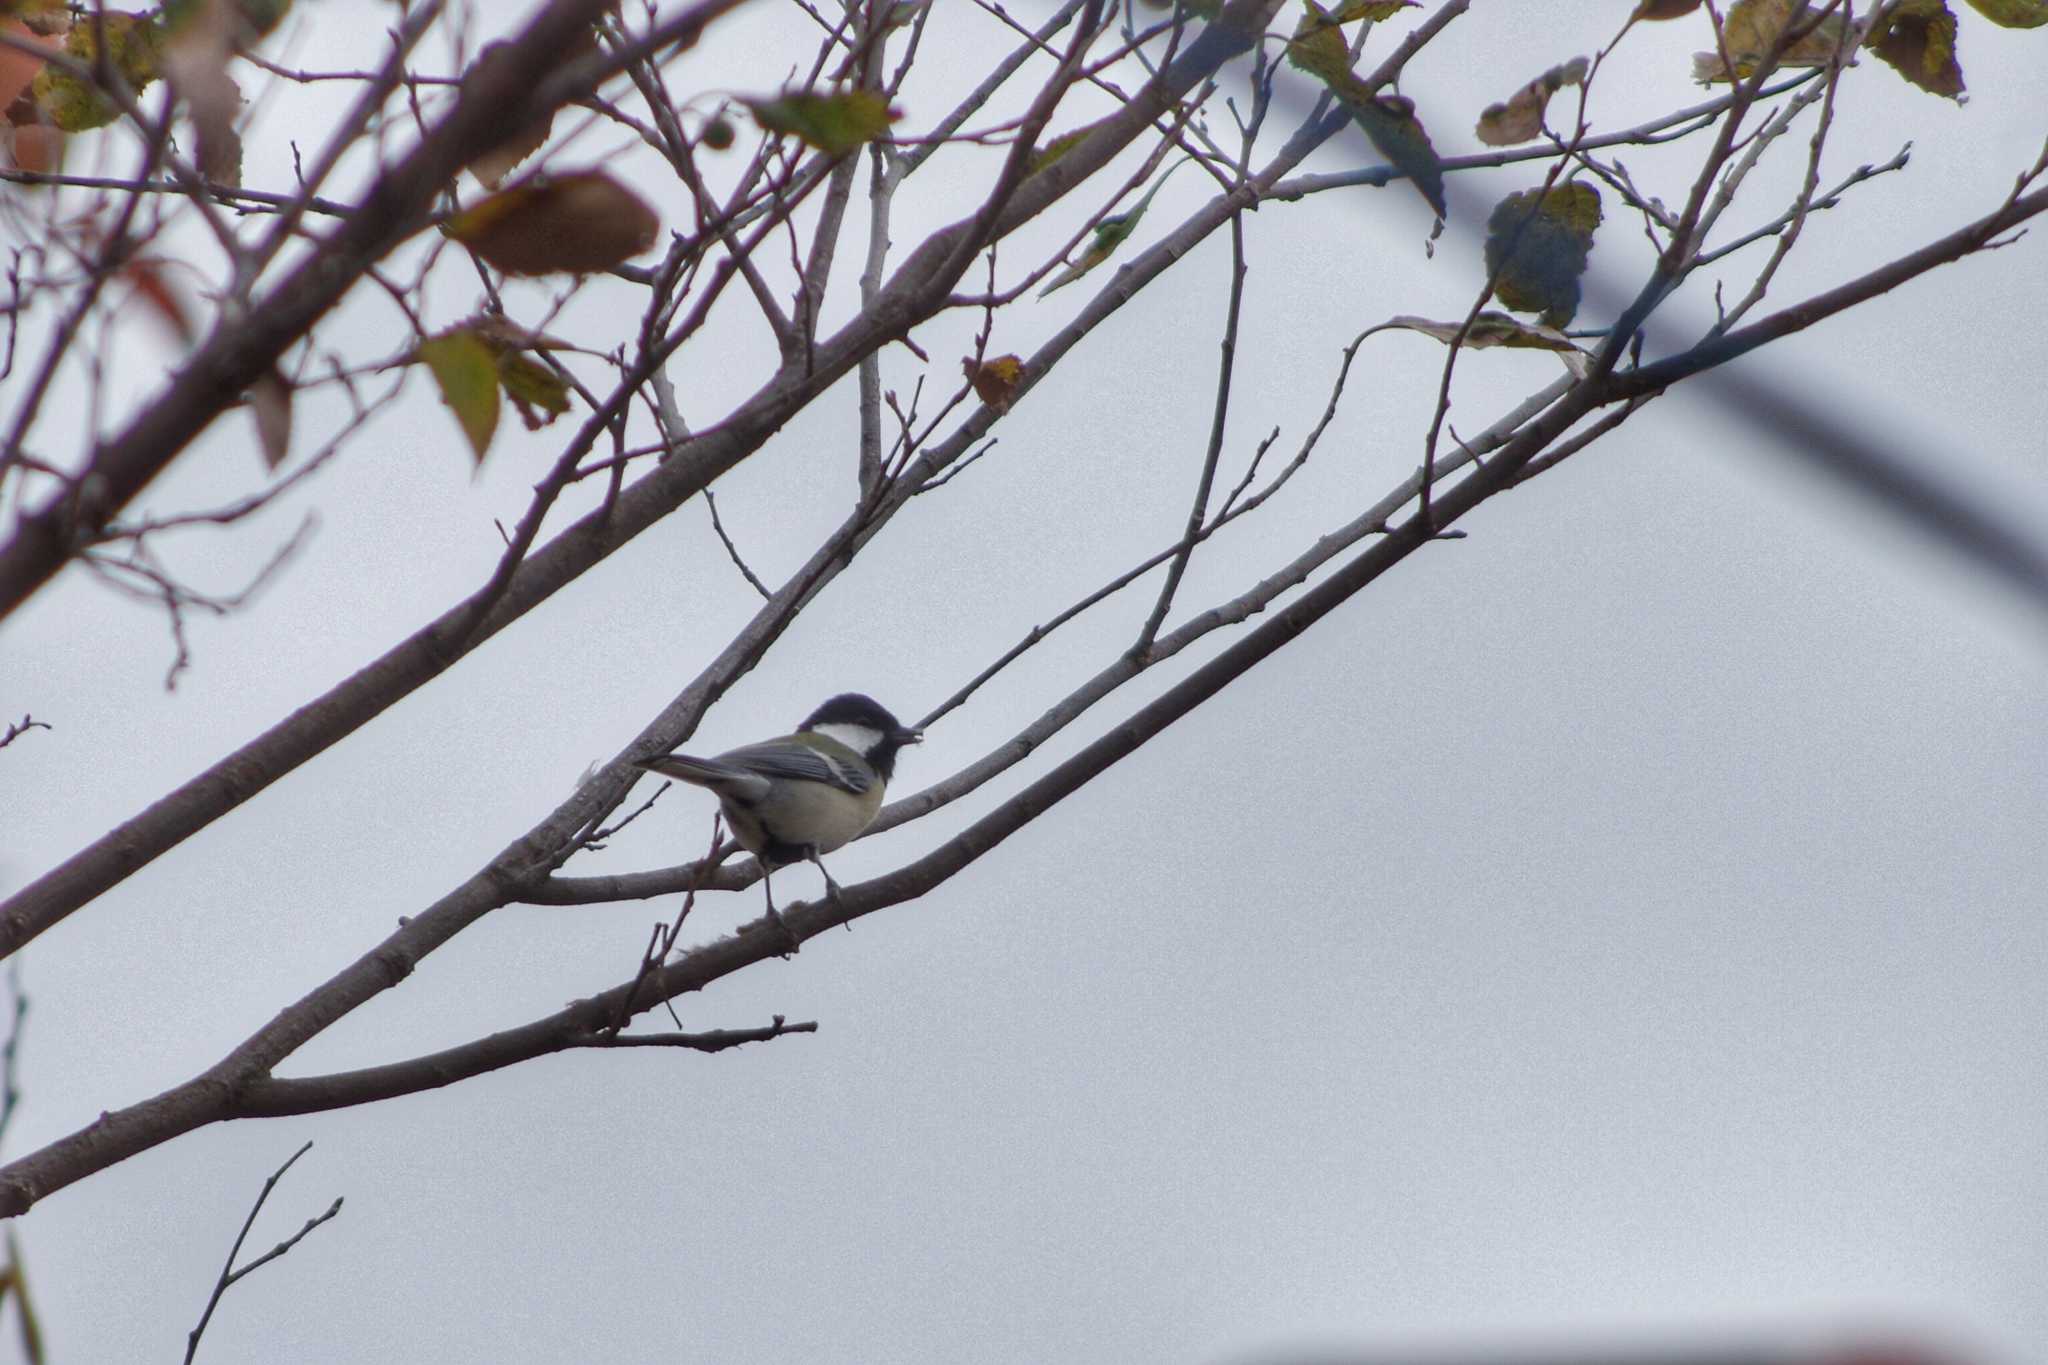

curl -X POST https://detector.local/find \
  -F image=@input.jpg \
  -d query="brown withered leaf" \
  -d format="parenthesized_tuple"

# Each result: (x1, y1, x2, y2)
(0, 19, 52, 118)
(6, 122, 62, 172)
(469, 111, 553, 189)
(1475, 56, 1588, 146)
(1868, 0, 1964, 99)
(1694, 0, 1851, 80)
(460, 28, 592, 187)
(963, 354, 1023, 412)
(444, 171, 660, 276)
(162, 0, 244, 186)
(123, 257, 193, 342)
(250, 368, 292, 471)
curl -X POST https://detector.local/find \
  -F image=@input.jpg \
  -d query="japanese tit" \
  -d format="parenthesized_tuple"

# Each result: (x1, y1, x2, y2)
(635, 693, 922, 939)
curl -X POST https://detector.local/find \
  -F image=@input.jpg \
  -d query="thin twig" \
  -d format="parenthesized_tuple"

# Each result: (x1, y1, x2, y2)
(0, 718, 51, 752)
(183, 1142, 342, 1365)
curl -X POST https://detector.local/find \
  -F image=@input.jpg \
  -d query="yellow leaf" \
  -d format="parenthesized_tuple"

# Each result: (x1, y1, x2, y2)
(29, 11, 163, 131)
(1961, 0, 2047, 24)
(742, 89, 898, 156)
(417, 331, 501, 464)
(1285, 2, 1354, 85)
(1303, 0, 1417, 26)
(496, 352, 571, 430)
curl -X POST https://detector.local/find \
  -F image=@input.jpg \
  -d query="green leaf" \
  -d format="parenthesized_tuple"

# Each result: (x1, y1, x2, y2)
(1961, 0, 2048, 25)
(418, 331, 502, 465)
(1475, 56, 1588, 147)
(1029, 123, 1095, 174)
(1285, 4, 1444, 218)
(1038, 166, 1179, 298)
(1485, 181, 1602, 327)
(29, 11, 162, 131)
(1339, 91, 1445, 218)
(1868, 0, 1965, 98)
(742, 89, 898, 157)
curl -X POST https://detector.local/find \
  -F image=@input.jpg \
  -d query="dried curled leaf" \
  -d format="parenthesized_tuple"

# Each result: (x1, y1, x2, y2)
(1384, 312, 1591, 377)
(963, 355, 1023, 412)
(468, 111, 553, 189)
(459, 28, 594, 188)
(444, 171, 660, 276)
(1485, 182, 1602, 328)
(0, 19, 52, 116)
(123, 257, 193, 343)
(6, 124, 63, 172)
(250, 368, 292, 471)
(742, 89, 897, 157)
(162, 0, 246, 187)
(1632, 0, 1704, 17)
(1868, 0, 1965, 99)
(1475, 56, 1588, 147)
(1693, 0, 1850, 81)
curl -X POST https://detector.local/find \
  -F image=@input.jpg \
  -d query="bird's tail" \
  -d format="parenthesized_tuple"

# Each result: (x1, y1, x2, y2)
(635, 753, 751, 791)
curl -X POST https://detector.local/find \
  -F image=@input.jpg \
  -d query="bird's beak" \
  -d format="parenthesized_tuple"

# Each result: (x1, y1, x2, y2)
(898, 728, 924, 745)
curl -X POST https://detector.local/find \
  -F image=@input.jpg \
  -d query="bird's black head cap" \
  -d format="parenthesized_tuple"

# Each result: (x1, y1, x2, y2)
(801, 693, 922, 778)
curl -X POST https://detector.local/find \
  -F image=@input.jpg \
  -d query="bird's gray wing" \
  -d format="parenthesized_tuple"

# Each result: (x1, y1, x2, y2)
(713, 737, 874, 795)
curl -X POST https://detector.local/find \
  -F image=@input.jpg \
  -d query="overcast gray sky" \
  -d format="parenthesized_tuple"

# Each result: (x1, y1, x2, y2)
(4, 2, 2047, 1362)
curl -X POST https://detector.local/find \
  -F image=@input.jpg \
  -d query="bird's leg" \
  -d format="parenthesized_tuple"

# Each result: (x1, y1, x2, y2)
(806, 850, 854, 931)
(760, 864, 800, 956)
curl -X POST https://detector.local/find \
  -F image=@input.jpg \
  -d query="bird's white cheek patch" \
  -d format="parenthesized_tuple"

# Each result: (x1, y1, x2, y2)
(811, 722, 884, 754)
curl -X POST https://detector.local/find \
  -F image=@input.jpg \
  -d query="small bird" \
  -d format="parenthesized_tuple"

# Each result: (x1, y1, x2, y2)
(635, 694, 922, 943)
